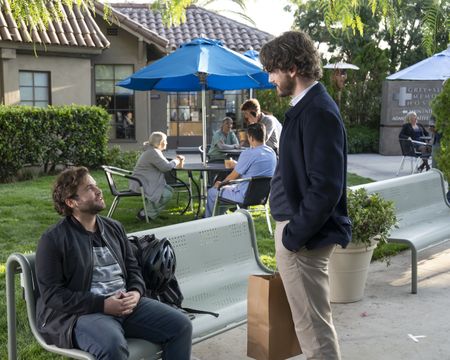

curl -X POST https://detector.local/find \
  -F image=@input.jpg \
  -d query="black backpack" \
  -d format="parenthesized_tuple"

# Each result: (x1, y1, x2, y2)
(128, 234, 218, 318)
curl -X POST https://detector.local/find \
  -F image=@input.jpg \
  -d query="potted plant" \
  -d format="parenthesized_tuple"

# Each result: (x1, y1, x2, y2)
(329, 187, 397, 303)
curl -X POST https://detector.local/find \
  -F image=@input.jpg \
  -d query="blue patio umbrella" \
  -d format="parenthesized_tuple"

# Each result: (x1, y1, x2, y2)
(117, 38, 271, 167)
(386, 47, 450, 80)
(243, 49, 260, 61)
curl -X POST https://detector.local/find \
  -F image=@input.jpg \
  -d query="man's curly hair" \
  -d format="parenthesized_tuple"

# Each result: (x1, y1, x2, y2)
(52, 166, 89, 216)
(259, 31, 322, 81)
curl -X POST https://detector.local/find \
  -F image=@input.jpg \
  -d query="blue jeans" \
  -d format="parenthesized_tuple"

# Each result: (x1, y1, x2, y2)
(73, 297, 192, 360)
(205, 185, 244, 217)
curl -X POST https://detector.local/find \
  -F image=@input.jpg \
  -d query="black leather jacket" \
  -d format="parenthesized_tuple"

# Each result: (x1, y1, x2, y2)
(35, 215, 145, 348)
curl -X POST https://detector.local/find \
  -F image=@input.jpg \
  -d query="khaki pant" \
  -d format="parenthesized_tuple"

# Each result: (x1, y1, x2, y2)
(145, 185, 173, 219)
(275, 221, 341, 360)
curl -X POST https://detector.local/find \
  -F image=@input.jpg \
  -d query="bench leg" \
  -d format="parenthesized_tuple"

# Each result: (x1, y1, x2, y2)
(6, 258, 18, 360)
(411, 248, 418, 294)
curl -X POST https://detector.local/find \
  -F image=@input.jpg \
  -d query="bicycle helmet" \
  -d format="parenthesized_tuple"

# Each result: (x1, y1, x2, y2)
(141, 237, 176, 292)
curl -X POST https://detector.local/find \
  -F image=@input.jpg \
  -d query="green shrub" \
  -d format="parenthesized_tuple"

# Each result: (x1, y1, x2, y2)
(104, 146, 140, 170)
(347, 188, 397, 246)
(432, 80, 450, 179)
(0, 105, 110, 182)
(347, 125, 379, 153)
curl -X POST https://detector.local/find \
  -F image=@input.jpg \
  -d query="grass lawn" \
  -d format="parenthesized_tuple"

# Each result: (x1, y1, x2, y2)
(0, 170, 379, 359)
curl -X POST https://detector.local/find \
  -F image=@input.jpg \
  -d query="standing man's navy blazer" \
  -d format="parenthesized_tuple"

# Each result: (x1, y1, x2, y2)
(279, 82, 351, 251)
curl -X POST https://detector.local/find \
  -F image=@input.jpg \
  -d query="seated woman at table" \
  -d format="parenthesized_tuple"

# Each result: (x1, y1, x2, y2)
(204, 123, 276, 217)
(129, 132, 184, 220)
(207, 117, 240, 161)
(399, 111, 431, 172)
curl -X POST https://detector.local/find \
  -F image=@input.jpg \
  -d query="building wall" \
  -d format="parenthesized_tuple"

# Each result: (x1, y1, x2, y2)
(379, 80, 443, 155)
(1, 50, 91, 105)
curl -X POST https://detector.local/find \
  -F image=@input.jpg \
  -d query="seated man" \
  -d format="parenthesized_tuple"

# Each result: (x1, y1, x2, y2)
(205, 123, 277, 217)
(35, 166, 192, 359)
(241, 98, 282, 154)
(207, 116, 240, 161)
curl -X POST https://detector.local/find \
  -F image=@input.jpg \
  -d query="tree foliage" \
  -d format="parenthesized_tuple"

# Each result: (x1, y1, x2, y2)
(431, 80, 450, 179)
(4, 0, 111, 30)
(290, 0, 449, 130)
(150, 0, 253, 26)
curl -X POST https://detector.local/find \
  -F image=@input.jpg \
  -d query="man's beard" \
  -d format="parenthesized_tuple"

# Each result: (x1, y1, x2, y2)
(78, 198, 106, 215)
(275, 74, 296, 98)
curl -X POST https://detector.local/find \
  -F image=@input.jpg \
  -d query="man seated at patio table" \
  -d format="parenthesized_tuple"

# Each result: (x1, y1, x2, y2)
(204, 122, 277, 217)
(207, 116, 240, 161)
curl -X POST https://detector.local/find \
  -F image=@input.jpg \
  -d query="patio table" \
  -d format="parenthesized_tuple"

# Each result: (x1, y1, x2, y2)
(177, 162, 231, 218)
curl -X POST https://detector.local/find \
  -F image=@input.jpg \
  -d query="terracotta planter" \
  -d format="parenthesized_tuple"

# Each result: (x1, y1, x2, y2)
(329, 241, 377, 303)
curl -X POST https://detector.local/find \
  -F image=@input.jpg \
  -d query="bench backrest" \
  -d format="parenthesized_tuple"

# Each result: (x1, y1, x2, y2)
(130, 211, 268, 311)
(351, 169, 449, 227)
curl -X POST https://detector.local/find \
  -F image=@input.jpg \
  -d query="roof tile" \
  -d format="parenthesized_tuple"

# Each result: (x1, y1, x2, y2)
(112, 4, 273, 52)
(0, 0, 109, 49)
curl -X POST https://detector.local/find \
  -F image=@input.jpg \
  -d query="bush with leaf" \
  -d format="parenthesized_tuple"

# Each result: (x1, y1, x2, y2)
(0, 105, 110, 182)
(104, 146, 141, 170)
(347, 125, 379, 153)
(347, 188, 397, 246)
(432, 79, 450, 179)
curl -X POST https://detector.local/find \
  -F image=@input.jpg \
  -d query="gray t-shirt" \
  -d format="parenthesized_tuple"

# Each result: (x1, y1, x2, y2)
(90, 231, 126, 296)
(260, 114, 282, 153)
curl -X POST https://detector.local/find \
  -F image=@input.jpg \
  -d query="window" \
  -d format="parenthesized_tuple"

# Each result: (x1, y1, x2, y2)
(168, 92, 202, 138)
(19, 71, 51, 107)
(94, 65, 134, 140)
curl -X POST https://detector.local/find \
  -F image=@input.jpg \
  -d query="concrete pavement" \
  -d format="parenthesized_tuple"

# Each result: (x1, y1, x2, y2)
(188, 154, 450, 360)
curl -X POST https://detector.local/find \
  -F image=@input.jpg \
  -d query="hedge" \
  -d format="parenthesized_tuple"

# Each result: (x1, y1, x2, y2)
(0, 105, 110, 182)
(347, 126, 379, 154)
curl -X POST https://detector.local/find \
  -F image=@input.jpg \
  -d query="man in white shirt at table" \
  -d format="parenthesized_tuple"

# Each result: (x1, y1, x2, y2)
(204, 122, 276, 217)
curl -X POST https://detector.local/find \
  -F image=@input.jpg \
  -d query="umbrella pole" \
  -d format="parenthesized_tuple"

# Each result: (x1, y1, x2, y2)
(201, 81, 208, 214)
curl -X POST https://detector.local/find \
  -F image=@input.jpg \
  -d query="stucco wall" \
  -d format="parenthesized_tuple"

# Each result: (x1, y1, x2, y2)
(1, 52, 91, 105)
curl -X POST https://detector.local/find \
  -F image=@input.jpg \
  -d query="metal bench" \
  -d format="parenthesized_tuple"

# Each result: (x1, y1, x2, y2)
(6, 210, 271, 360)
(352, 169, 450, 294)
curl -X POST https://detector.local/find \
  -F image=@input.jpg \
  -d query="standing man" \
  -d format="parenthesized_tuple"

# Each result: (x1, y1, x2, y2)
(240, 98, 282, 153)
(35, 167, 192, 359)
(260, 31, 351, 359)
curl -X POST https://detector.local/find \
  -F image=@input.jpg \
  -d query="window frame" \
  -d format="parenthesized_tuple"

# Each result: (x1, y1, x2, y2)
(94, 64, 135, 141)
(19, 70, 51, 107)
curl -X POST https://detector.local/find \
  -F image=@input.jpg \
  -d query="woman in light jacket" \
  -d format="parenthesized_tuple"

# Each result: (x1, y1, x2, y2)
(130, 132, 184, 220)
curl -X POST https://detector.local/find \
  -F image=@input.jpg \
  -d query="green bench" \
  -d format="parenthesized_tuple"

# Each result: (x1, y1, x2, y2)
(7, 210, 271, 360)
(352, 169, 450, 294)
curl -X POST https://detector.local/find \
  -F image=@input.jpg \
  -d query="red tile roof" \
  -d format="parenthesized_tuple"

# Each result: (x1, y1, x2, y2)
(112, 3, 273, 52)
(0, 0, 110, 49)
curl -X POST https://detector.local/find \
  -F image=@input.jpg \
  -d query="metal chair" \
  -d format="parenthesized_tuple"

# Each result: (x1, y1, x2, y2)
(212, 176, 273, 234)
(164, 168, 192, 214)
(101, 165, 150, 223)
(396, 138, 431, 176)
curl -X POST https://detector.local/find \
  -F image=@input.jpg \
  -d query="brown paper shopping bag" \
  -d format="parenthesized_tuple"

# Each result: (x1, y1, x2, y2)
(247, 273, 302, 360)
